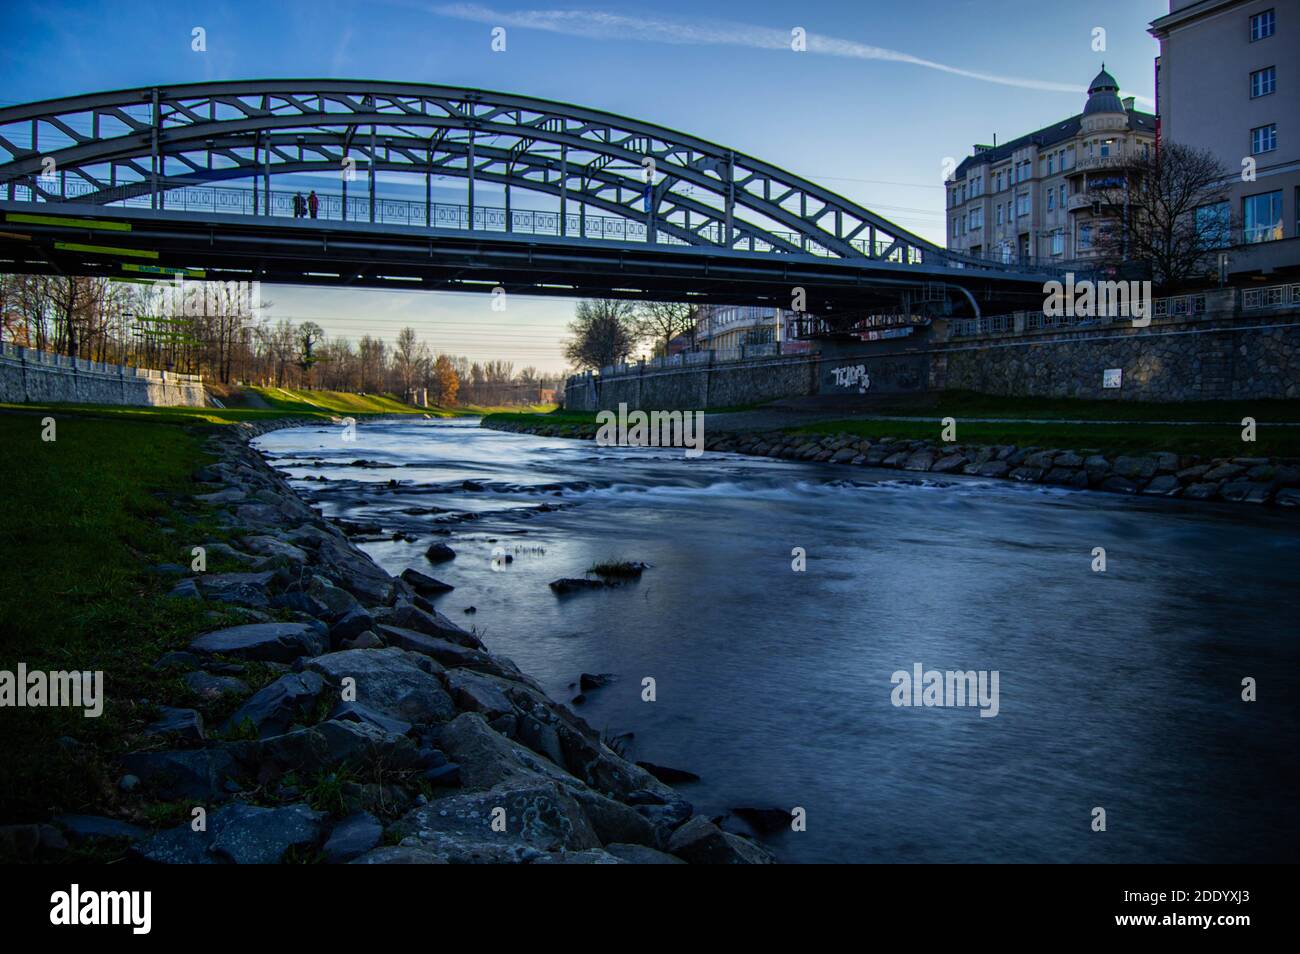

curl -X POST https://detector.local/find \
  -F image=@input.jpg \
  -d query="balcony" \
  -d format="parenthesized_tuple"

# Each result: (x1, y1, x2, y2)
(1066, 193, 1097, 213)
(1072, 155, 1135, 173)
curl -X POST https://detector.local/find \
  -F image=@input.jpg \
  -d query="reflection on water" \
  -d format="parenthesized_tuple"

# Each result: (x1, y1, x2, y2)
(256, 418, 1300, 863)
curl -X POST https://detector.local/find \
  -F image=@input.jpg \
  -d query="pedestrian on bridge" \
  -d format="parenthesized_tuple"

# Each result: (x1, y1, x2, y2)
(293, 192, 304, 218)
(308, 191, 319, 219)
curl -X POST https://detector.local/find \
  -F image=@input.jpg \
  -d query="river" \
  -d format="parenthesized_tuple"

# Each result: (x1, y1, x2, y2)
(254, 418, 1300, 863)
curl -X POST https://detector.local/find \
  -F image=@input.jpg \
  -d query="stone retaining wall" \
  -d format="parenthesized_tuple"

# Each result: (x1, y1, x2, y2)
(0, 343, 207, 407)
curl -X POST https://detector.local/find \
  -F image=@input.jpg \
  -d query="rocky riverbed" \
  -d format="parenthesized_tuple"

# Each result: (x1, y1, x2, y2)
(485, 419, 1300, 508)
(14, 418, 773, 865)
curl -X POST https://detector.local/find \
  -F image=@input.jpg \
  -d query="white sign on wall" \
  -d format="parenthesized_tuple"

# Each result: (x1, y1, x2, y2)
(1103, 368, 1123, 389)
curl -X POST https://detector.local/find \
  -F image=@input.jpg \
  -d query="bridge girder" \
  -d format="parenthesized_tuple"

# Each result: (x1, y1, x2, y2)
(0, 80, 970, 266)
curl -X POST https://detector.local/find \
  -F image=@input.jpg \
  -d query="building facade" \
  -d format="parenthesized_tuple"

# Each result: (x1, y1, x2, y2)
(1150, 1, 1299, 274)
(692, 304, 811, 354)
(946, 69, 1157, 267)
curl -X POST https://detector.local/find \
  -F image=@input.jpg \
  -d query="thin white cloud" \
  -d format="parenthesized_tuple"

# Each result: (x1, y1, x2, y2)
(428, 3, 1155, 107)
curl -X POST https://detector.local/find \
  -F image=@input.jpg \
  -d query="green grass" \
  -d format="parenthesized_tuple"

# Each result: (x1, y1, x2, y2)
(835, 390, 1300, 424)
(0, 412, 255, 828)
(246, 387, 425, 415)
(792, 418, 1300, 458)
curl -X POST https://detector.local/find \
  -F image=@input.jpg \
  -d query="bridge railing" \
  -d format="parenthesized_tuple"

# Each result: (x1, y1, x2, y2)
(0, 173, 951, 265)
(949, 292, 1217, 339)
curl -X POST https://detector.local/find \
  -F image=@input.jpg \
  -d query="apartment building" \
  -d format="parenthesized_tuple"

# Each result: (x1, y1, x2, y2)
(1150, 1, 1298, 273)
(946, 68, 1157, 266)
(693, 304, 811, 354)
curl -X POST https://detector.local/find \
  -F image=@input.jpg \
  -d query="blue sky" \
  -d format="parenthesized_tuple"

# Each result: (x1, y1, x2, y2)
(1, 0, 1168, 372)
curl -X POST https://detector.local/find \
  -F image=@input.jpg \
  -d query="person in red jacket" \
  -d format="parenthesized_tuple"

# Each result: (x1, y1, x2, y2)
(308, 191, 319, 219)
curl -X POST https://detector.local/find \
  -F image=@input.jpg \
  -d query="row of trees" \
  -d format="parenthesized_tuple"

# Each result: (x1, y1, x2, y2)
(562, 299, 699, 371)
(0, 273, 563, 403)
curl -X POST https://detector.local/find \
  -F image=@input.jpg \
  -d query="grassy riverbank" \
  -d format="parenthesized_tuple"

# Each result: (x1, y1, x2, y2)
(0, 412, 251, 831)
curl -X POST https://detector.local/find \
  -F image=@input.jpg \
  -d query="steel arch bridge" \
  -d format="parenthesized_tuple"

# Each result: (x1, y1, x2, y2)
(0, 80, 1054, 317)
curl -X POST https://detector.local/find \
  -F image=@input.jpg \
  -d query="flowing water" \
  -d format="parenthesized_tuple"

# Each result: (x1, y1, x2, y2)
(255, 418, 1300, 863)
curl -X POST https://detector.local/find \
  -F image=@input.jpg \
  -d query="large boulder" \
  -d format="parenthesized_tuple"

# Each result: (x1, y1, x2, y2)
(666, 816, 775, 864)
(374, 603, 480, 648)
(349, 846, 449, 864)
(392, 781, 600, 862)
(220, 671, 327, 739)
(132, 802, 325, 865)
(322, 811, 383, 864)
(316, 539, 396, 605)
(190, 623, 325, 663)
(400, 569, 454, 596)
(118, 749, 239, 801)
(307, 648, 456, 725)
(374, 626, 512, 676)
(231, 719, 419, 780)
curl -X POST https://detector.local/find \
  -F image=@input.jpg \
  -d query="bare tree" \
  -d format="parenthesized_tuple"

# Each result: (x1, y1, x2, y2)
(1091, 143, 1233, 289)
(563, 298, 640, 370)
(634, 300, 697, 356)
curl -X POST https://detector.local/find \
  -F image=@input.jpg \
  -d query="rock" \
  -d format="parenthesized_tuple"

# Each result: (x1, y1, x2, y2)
(579, 673, 617, 692)
(133, 802, 324, 865)
(52, 814, 147, 844)
(1045, 467, 1088, 487)
(269, 591, 331, 617)
(569, 788, 659, 848)
(208, 803, 325, 864)
(183, 671, 251, 701)
(400, 569, 455, 596)
(190, 623, 325, 663)
(829, 448, 857, 463)
(242, 535, 309, 565)
(168, 579, 202, 601)
(1275, 488, 1300, 507)
(329, 607, 376, 647)
(305, 576, 362, 621)
(603, 843, 686, 864)
(1113, 456, 1158, 480)
(195, 572, 277, 609)
(340, 630, 384, 650)
(549, 578, 609, 594)
(1202, 463, 1244, 481)
(445, 669, 514, 720)
(1184, 482, 1221, 500)
(533, 848, 627, 864)
(330, 700, 415, 738)
(903, 450, 935, 471)
(349, 846, 449, 864)
(119, 775, 140, 793)
(1177, 464, 1211, 481)
(976, 460, 1009, 478)
(1084, 455, 1111, 474)
(436, 712, 579, 792)
(1151, 452, 1180, 473)
(220, 671, 326, 739)
(231, 719, 418, 779)
(144, 706, 205, 742)
(1009, 466, 1044, 482)
(322, 811, 383, 864)
(374, 625, 513, 678)
(307, 648, 456, 724)
(930, 453, 966, 474)
(1141, 475, 1182, 496)
(316, 539, 396, 605)
(393, 781, 600, 862)
(118, 749, 239, 800)
(731, 807, 793, 834)
(1101, 476, 1139, 494)
(1219, 481, 1272, 504)
(666, 816, 775, 864)
(636, 761, 701, 784)
(1054, 451, 1084, 468)
(425, 543, 456, 563)
(375, 603, 480, 648)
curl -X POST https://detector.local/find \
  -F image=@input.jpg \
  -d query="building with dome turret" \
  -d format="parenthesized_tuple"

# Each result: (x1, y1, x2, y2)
(945, 67, 1156, 266)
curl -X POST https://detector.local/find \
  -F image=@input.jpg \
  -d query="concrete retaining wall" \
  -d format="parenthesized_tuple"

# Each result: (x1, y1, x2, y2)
(0, 343, 207, 407)
(567, 304, 1300, 410)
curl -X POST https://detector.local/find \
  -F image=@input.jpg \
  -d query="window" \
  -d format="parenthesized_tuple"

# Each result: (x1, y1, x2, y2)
(1079, 223, 1093, 250)
(1250, 9, 1275, 41)
(1060, 184, 1067, 206)
(969, 208, 983, 230)
(1251, 67, 1276, 98)
(996, 205, 1004, 225)
(1047, 187, 1055, 211)
(1252, 123, 1277, 154)
(1016, 192, 1031, 217)
(1195, 201, 1232, 248)
(1051, 231, 1065, 256)
(1243, 190, 1283, 243)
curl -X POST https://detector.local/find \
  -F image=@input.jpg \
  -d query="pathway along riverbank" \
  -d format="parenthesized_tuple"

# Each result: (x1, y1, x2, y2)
(5, 416, 771, 864)
(483, 417, 1300, 508)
